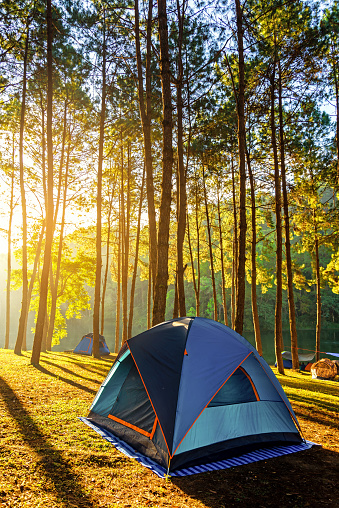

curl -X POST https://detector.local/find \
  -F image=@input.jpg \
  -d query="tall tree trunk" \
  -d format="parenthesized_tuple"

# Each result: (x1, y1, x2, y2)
(217, 179, 228, 326)
(246, 147, 262, 355)
(31, 1, 54, 365)
(231, 156, 238, 329)
(128, 166, 145, 338)
(314, 216, 321, 362)
(203, 167, 218, 321)
(135, 0, 157, 285)
(332, 55, 339, 187)
(101, 220, 111, 338)
(39, 91, 47, 206)
(122, 143, 130, 343)
(25, 222, 45, 347)
(120, 137, 126, 342)
(270, 66, 284, 375)
(41, 313, 48, 353)
(175, 0, 186, 317)
(47, 143, 70, 351)
(46, 100, 68, 349)
(234, 0, 247, 335)
(93, 11, 106, 358)
(173, 271, 179, 319)
(101, 175, 116, 337)
(5, 137, 15, 349)
(187, 210, 199, 316)
(14, 25, 29, 356)
(114, 196, 121, 352)
(194, 176, 201, 315)
(147, 258, 152, 329)
(26, 93, 46, 353)
(53, 101, 67, 225)
(278, 61, 298, 370)
(152, 0, 173, 325)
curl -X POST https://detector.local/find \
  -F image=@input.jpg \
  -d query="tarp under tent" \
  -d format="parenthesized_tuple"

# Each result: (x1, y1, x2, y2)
(80, 317, 315, 477)
(73, 333, 110, 356)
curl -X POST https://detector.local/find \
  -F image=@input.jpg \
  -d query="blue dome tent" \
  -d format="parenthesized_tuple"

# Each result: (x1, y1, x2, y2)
(74, 333, 110, 356)
(80, 318, 313, 477)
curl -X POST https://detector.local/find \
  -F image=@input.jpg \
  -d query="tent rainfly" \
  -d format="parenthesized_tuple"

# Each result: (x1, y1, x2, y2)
(73, 333, 110, 356)
(81, 317, 310, 476)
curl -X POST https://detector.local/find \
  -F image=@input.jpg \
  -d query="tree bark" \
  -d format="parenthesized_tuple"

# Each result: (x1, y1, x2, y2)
(217, 179, 228, 326)
(31, 0, 54, 365)
(40, 91, 47, 204)
(5, 137, 15, 349)
(46, 99, 68, 348)
(173, 271, 179, 319)
(122, 143, 130, 343)
(152, 0, 173, 325)
(270, 65, 284, 375)
(203, 166, 218, 321)
(194, 176, 201, 315)
(234, 0, 247, 336)
(147, 258, 152, 329)
(135, 0, 157, 285)
(101, 220, 111, 338)
(14, 24, 30, 356)
(120, 136, 126, 343)
(246, 147, 262, 355)
(47, 141, 70, 351)
(314, 216, 321, 362)
(175, 0, 187, 317)
(93, 10, 106, 359)
(101, 174, 116, 337)
(332, 55, 339, 187)
(231, 156, 238, 329)
(41, 313, 48, 353)
(278, 61, 298, 370)
(114, 195, 121, 352)
(187, 209, 199, 316)
(53, 101, 67, 226)
(25, 222, 45, 346)
(128, 165, 145, 338)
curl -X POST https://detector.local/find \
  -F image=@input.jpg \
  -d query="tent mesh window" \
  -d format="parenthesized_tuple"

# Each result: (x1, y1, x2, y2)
(208, 367, 258, 407)
(109, 362, 156, 435)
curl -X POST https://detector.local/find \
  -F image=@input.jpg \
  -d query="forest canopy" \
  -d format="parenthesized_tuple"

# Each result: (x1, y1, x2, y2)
(1, 0, 339, 368)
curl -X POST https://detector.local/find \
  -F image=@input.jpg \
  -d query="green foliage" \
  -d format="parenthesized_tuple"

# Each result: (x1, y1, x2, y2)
(2, 0, 339, 350)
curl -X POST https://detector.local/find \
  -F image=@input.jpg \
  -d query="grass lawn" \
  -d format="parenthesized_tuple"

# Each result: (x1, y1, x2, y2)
(0, 349, 338, 508)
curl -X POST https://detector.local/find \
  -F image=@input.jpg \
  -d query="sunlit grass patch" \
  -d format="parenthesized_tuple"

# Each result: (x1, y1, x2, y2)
(273, 367, 339, 451)
(0, 350, 338, 508)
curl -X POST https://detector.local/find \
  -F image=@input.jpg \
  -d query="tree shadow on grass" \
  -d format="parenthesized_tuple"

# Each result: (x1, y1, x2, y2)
(0, 377, 95, 508)
(35, 365, 97, 396)
(39, 358, 103, 386)
(293, 407, 338, 431)
(281, 375, 339, 398)
(100, 355, 117, 362)
(291, 392, 338, 414)
(50, 353, 114, 377)
(171, 447, 339, 508)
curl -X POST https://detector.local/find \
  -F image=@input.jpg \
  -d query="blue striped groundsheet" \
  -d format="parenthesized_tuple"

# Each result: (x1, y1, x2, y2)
(79, 417, 317, 478)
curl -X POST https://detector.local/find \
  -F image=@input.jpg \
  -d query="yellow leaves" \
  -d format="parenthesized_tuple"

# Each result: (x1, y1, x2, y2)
(323, 255, 339, 293)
